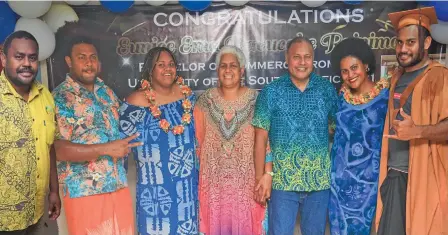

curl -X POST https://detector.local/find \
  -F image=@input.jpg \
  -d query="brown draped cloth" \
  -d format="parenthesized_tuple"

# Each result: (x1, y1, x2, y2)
(375, 61, 448, 235)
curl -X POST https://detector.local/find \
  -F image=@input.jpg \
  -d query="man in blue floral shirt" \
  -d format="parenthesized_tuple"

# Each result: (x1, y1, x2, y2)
(253, 37, 338, 235)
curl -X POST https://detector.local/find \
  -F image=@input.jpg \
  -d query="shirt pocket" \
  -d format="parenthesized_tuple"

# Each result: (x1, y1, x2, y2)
(43, 109, 57, 145)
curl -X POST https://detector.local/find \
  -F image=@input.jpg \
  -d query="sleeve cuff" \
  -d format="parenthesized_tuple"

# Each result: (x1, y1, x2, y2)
(252, 119, 270, 131)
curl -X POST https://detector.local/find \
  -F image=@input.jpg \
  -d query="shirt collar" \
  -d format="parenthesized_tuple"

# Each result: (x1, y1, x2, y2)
(286, 72, 318, 91)
(65, 73, 105, 96)
(0, 70, 44, 101)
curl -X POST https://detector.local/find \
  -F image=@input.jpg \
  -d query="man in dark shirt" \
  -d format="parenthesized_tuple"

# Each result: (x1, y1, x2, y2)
(387, 65, 426, 172)
(375, 7, 448, 235)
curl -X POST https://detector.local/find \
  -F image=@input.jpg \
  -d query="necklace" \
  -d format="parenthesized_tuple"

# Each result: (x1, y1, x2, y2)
(140, 76, 193, 135)
(341, 78, 389, 105)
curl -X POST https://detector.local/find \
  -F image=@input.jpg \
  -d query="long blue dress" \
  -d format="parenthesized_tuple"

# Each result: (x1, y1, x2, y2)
(329, 88, 389, 235)
(119, 94, 199, 235)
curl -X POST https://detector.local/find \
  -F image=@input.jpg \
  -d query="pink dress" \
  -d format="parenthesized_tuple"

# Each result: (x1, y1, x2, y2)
(194, 88, 266, 235)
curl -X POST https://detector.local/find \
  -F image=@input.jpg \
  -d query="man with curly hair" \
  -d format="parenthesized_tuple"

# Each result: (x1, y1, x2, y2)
(53, 36, 140, 235)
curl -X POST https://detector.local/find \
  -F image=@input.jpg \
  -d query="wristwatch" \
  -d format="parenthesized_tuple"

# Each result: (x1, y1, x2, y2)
(265, 171, 274, 177)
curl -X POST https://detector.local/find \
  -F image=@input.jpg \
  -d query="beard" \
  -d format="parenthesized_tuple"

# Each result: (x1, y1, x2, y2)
(397, 50, 423, 68)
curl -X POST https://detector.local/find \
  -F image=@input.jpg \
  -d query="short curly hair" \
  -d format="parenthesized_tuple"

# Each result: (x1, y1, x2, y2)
(330, 37, 376, 76)
(3, 31, 38, 56)
(66, 36, 99, 58)
(216, 45, 246, 68)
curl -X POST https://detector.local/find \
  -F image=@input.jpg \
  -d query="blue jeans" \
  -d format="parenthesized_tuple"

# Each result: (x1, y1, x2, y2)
(268, 189, 329, 235)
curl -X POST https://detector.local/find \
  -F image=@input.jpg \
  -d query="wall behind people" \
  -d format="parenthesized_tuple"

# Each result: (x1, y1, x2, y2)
(46, 1, 446, 97)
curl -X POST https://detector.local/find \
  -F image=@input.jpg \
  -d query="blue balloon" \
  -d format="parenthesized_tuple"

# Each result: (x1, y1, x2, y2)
(179, 0, 212, 12)
(100, 0, 134, 13)
(344, 0, 362, 5)
(433, 1, 448, 21)
(0, 1, 18, 43)
(418, 1, 432, 6)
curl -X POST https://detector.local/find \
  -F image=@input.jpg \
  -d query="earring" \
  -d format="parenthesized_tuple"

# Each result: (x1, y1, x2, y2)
(366, 67, 370, 72)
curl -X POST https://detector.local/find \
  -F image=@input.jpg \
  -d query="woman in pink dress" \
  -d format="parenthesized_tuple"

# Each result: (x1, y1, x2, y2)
(194, 46, 268, 235)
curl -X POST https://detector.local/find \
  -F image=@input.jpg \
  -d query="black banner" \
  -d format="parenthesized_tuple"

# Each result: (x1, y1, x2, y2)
(47, 1, 445, 99)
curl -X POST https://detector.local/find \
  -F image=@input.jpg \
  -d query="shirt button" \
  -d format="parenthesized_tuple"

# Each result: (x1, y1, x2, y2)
(37, 175, 39, 178)
(37, 157, 40, 160)
(35, 137, 38, 141)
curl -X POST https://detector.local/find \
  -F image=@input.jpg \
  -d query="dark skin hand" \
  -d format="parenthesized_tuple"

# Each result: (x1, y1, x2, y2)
(48, 145, 61, 220)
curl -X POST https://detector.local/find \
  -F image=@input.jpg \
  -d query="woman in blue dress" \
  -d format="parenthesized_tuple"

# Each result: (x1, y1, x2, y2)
(119, 47, 198, 235)
(329, 38, 389, 235)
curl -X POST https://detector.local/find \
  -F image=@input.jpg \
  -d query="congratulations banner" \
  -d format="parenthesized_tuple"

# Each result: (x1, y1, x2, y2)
(47, 1, 445, 99)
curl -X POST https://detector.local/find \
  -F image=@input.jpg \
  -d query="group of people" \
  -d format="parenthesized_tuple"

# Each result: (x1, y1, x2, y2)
(1, 6, 447, 235)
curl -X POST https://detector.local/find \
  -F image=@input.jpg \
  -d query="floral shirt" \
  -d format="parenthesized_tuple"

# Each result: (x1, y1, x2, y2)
(53, 75, 127, 198)
(252, 73, 338, 192)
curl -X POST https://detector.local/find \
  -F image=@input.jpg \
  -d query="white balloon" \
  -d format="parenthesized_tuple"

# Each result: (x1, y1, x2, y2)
(42, 3, 79, 33)
(8, 1, 52, 18)
(431, 20, 448, 45)
(301, 0, 326, 7)
(144, 0, 168, 6)
(226, 0, 249, 6)
(15, 18, 56, 61)
(65, 0, 89, 5)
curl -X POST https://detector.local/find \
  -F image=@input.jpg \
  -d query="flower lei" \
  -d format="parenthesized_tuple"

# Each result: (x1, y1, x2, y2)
(140, 76, 193, 135)
(341, 78, 389, 105)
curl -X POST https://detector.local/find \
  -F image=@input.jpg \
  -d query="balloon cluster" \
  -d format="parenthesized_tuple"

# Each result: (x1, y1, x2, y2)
(98, 0, 252, 13)
(0, 1, 80, 61)
(0, 0, 252, 64)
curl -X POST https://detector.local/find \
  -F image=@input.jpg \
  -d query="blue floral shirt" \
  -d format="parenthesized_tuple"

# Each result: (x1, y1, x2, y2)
(252, 73, 338, 192)
(53, 75, 127, 198)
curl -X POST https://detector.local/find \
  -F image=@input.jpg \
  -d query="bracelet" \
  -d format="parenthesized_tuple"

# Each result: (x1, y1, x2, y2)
(265, 171, 274, 177)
